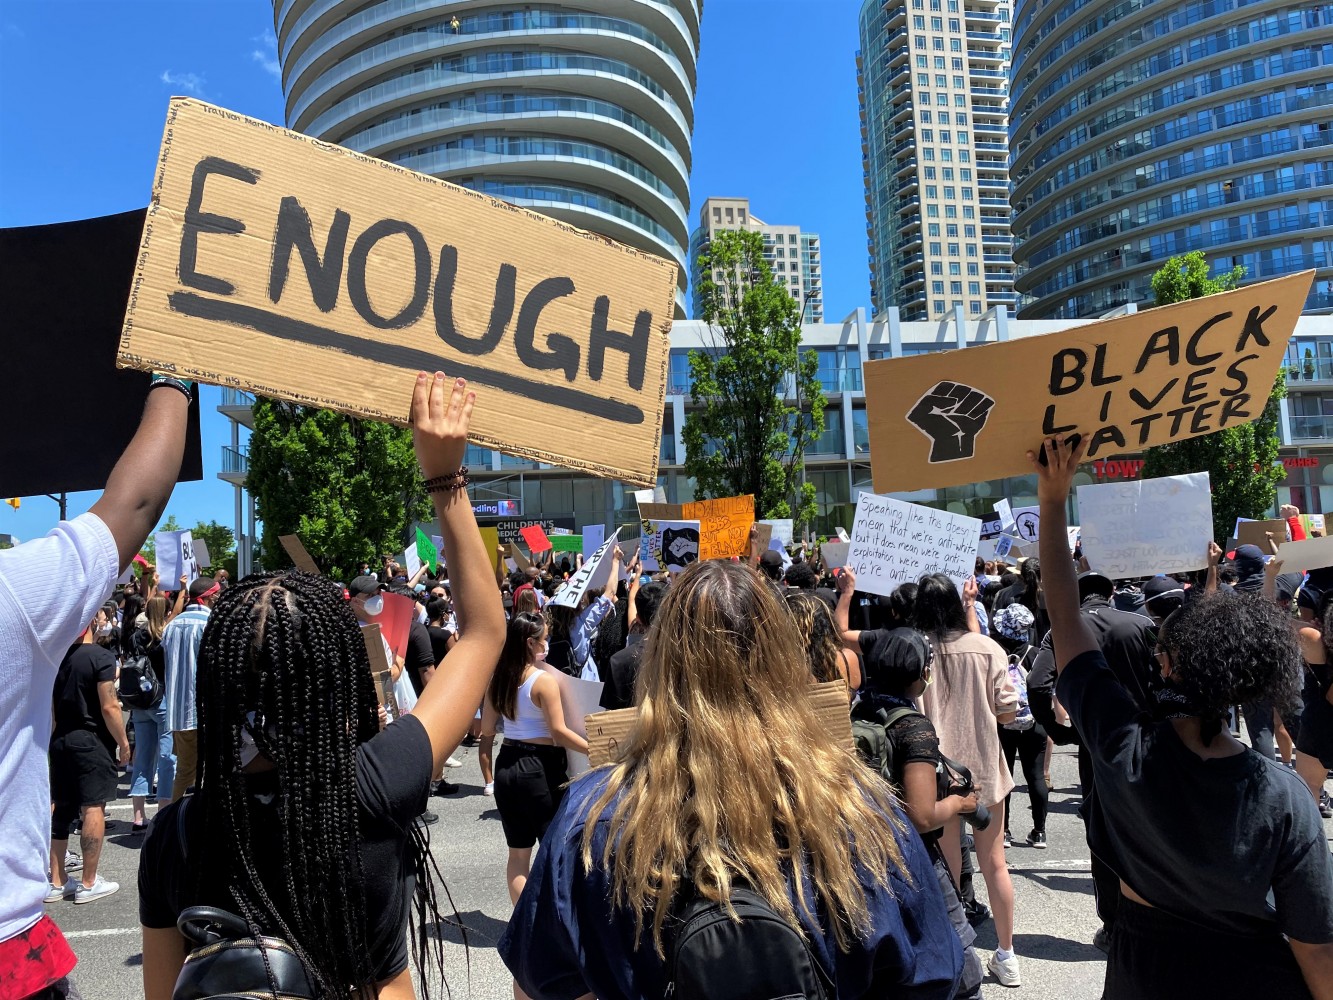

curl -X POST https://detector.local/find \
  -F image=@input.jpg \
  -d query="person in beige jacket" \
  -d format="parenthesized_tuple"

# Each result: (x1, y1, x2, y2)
(914, 573, 1022, 988)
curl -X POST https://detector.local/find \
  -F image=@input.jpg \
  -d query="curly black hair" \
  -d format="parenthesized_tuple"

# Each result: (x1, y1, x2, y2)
(1160, 592, 1304, 724)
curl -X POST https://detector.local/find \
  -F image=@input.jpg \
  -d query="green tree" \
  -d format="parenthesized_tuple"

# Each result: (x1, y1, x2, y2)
(1141, 252, 1287, 542)
(189, 520, 236, 575)
(683, 229, 826, 530)
(246, 399, 430, 580)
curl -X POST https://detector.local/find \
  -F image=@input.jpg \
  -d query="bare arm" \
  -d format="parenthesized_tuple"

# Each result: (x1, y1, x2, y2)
(1289, 939, 1333, 1000)
(1262, 552, 1284, 603)
(834, 568, 862, 649)
(98, 679, 130, 765)
(532, 675, 590, 754)
(1204, 540, 1223, 594)
(963, 576, 981, 634)
(90, 386, 189, 572)
(901, 761, 977, 835)
(142, 926, 188, 1000)
(405, 375, 507, 773)
(479, 697, 500, 784)
(599, 549, 623, 602)
(170, 578, 188, 619)
(1030, 435, 1099, 673)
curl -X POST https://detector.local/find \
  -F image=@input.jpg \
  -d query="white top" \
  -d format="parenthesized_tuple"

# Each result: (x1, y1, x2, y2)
(0, 514, 119, 942)
(504, 671, 551, 741)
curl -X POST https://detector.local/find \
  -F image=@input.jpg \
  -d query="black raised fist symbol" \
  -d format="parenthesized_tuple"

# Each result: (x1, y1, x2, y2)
(907, 381, 995, 463)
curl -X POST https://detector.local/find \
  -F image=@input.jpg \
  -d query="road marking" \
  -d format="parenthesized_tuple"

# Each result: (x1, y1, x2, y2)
(64, 927, 138, 939)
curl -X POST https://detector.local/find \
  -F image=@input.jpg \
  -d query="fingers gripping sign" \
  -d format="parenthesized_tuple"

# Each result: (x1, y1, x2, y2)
(907, 380, 996, 463)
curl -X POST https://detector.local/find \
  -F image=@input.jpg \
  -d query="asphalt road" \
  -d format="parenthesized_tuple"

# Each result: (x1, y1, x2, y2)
(48, 740, 1333, 999)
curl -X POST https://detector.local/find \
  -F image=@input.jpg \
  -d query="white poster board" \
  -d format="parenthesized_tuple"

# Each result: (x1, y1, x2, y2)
(821, 541, 850, 569)
(640, 519, 700, 572)
(403, 545, 423, 579)
(758, 518, 795, 548)
(995, 498, 1016, 532)
(551, 529, 622, 608)
(540, 665, 604, 777)
(1077, 472, 1213, 578)
(192, 539, 212, 569)
(582, 524, 606, 558)
(1275, 535, 1333, 574)
(1011, 506, 1041, 543)
(846, 492, 981, 597)
(156, 529, 200, 588)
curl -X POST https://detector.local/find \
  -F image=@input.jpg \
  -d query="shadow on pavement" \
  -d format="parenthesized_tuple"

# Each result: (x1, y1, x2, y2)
(1013, 932, 1106, 963)
(426, 909, 511, 946)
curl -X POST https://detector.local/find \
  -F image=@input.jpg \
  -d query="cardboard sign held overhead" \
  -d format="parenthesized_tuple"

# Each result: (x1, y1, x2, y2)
(1077, 473, 1213, 579)
(116, 98, 676, 487)
(415, 527, 438, 574)
(863, 272, 1311, 492)
(681, 495, 755, 560)
(1236, 518, 1287, 549)
(507, 542, 531, 572)
(1276, 535, 1333, 574)
(520, 524, 553, 553)
(278, 534, 321, 575)
(846, 493, 981, 597)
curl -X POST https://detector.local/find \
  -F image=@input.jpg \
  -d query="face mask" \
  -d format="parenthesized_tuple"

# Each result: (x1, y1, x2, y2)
(537, 639, 549, 661)
(362, 595, 383, 617)
(96, 623, 113, 637)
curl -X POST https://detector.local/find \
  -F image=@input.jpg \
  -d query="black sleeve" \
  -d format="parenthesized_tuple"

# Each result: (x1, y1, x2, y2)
(92, 646, 118, 684)
(356, 714, 433, 831)
(1055, 649, 1141, 760)
(404, 622, 434, 697)
(888, 713, 941, 770)
(138, 799, 188, 928)
(1026, 642, 1080, 745)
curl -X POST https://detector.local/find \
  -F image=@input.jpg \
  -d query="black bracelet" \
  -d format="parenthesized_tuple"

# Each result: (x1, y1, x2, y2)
(427, 475, 471, 493)
(149, 374, 194, 401)
(423, 468, 468, 491)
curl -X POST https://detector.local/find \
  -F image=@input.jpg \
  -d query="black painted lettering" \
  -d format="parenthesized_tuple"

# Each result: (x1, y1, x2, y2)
(1180, 367, 1215, 405)
(587, 298, 650, 390)
(1134, 326, 1179, 374)
(1099, 390, 1113, 423)
(268, 197, 349, 312)
(1050, 348, 1087, 395)
(433, 245, 515, 355)
(1189, 400, 1219, 434)
(346, 220, 430, 329)
(1087, 425, 1127, 456)
(1219, 393, 1252, 425)
(515, 277, 579, 380)
(1221, 354, 1257, 397)
(1090, 343, 1121, 386)
(1236, 305, 1277, 351)
(1166, 405, 1195, 435)
(1185, 312, 1228, 365)
(1042, 404, 1076, 435)
(1131, 412, 1163, 445)
(180, 156, 259, 295)
(1127, 378, 1179, 410)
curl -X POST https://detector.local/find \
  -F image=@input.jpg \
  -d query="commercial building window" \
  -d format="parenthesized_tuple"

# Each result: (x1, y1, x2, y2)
(941, 148, 953, 161)
(913, 14, 925, 27)
(956, 114, 967, 127)
(713, 207, 721, 221)
(916, 34, 926, 46)
(924, 165, 936, 178)
(961, 168, 971, 181)
(933, 37, 944, 49)
(917, 55, 928, 67)
(955, 95, 966, 107)
(970, 301, 982, 315)
(946, 224, 958, 237)
(953, 74, 965, 88)
(969, 281, 980, 294)
(951, 281, 962, 294)
(950, 38, 961, 51)
(952, 57, 963, 70)
(948, 242, 960, 255)
(923, 130, 934, 142)
(945, 205, 957, 218)
(932, 281, 945, 295)
(966, 244, 977, 256)
(941, 131, 951, 143)
(967, 263, 978, 275)
(942, 166, 954, 179)
(928, 222, 941, 236)
(958, 132, 968, 145)
(938, 93, 949, 105)
(918, 72, 929, 84)
(963, 187, 973, 199)
(775, 247, 784, 257)
(789, 234, 797, 244)
(964, 224, 976, 237)
(777, 262, 785, 271)
(931, 261, 943, 275)
(924, 148, 935, 160)
(964, 206, 975, 219)
(949, 0, 958, 9)
(922, 91, 932, 104)
(959, 150, 969, 161)
(927, 204, 939, 217)
(949, 18, 960, 30)
(931, 16, 942, 28)
(913, 0, 923, 8)
(949, 262, 961, 274)
(935, 71, 946, 82)
(921, 110, 932, 123)
(930, 241, 942, 254)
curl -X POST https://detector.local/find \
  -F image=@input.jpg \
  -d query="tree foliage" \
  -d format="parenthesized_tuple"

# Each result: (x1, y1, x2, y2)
(246, 399, 430, 580)
(683, 229, 826, 529)
(1141, 252, 1286, 541)
(189, 520, 236, 575)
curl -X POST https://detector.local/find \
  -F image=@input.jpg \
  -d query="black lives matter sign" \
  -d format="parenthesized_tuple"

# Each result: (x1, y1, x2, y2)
(116, 99, 677, 486)
(864, 271, 1311, 492)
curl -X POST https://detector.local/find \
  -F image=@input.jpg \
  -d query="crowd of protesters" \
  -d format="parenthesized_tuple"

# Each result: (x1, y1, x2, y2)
(1, 371, 1331, 1000)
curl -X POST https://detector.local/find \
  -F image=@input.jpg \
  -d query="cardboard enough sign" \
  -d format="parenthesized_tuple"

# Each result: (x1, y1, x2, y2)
(116, 99, 677, 487)
(863, 272, 1311, 492)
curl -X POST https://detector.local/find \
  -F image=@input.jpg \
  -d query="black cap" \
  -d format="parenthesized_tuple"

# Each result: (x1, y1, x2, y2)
(758, 549, 784, 580)
(1142, 576, 1186, 614)
(1231, 544, 1266, 590)
(348, 575, 386, 598)
(1078, 570, 1114, 600)
(860, 628, 933, 694)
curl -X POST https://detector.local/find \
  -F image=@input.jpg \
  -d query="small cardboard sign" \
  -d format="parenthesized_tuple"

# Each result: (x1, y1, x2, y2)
(278, 534, 321, 575)
(585, 680, 853, 767)
(1077, 472, 1213, 578)
(156, 529, 200, 587)
(846, 492, 981, 597)
(863, 272, 1311, 491)
(360, 623, 400, 721)
(507, 542, 531, 572)
(680, 495, 755, 560)
(753, 522, 774, 553)
(116, 98, 676, 487)
(1275, 534, 1333, 574)
(520, 524, 553, 553)
(1236, 518, 1287, 549)
(551, 529, 621, 609)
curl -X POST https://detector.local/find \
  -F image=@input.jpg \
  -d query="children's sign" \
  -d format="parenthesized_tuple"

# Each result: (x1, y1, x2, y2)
(520, 524, 553, 553)
(640, 519, 701, 572)
(156, 529, 200, 587)
(1077, 472, 1213, 578)
(278, 534, 321, 575)
(846, 493, 981, 597)
(115, 98, 677, 487)
(862, 272, 1311, 491)
(551, 529, 621, 609)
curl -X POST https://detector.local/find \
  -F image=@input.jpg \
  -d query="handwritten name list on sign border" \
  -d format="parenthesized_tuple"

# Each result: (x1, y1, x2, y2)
(847, 492, 982, 598)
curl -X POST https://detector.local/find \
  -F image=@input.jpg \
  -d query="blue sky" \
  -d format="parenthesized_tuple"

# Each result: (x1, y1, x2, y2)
(0, 0, 867, 542)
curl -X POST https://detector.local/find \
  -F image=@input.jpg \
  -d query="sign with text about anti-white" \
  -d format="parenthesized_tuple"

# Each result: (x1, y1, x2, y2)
(863, 272, 1311, 492)
(847, 492, 981, 597)
(116, 99, 677, 487)
(1077, 473, 1213, 579)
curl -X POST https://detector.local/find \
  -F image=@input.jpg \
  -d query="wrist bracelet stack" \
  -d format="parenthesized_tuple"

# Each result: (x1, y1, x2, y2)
(424, 467, 471, 493)
(150, 372, 195, 401)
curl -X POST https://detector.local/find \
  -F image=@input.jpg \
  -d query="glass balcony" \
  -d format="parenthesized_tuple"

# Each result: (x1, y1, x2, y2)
(1289, 415, 1333, 441)
(1285, 357, 1333, 383)
(220, 388, 256, 407)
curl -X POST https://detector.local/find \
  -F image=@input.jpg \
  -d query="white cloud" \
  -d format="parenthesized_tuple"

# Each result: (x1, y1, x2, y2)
(160, 69, 206, 96)
(251, 30, 280, 80)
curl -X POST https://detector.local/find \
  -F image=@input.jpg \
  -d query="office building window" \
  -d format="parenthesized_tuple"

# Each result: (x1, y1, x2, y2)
(943, 166, 954, 179)
(941, 148, 953, 161)
(935, 72, 946, 84)
(967, 263, 978, 275)
(921, 110, 932, 123)
(964, 224, 976, 237)
(924, 166, 936, 178)
(956, 114, 967, 127)
(948, 242, 960, 255)
(918, 72, 929, 84)
(966, 244, 977, 256)
(970, 301, 982, 315)
(927, 204, 940, 217)
(913, 14, 925, 27)
(938, 93, 949, 105)
(915, 34, 927, 46)
(955, 95, 966, 107)
(930, 241, 942, 254)
(959, 149, 970, 161)
(952, 57, 963, 70)
(951, 281, 962, 295)
(931, 16, 942, 28)
(789, 234, 797, 244)
(917, 54, 928, 66)
(928, 222, 941, 236)
(933, 37, 944, 49)
(961, 168, 972, 181)
(932, 281, 945, 295)
(924, 148, 935, 160)
(941, 131, 952, 143)
(923, 130, 934, 143)
(950, 38, 961, 50)
(949, 18, 960, 30)
(950, 262, 961, 275)
(945, 205, 958, 218)
(963, 187, 973, 199)
(931, 261, 943, 275)
(946, 224, 958, 237)
(713, 207, 721, 221)
(969, 281, 980, 295)
(775, 247, 784, 257)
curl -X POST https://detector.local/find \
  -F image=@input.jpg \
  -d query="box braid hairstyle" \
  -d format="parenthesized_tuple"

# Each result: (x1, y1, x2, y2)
(194, 571, 462, 1000)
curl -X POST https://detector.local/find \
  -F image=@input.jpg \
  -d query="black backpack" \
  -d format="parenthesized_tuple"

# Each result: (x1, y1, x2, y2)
(850, 703, 919, 790)
(119, 653, 163, 710)
(664, 880, 834, 1000)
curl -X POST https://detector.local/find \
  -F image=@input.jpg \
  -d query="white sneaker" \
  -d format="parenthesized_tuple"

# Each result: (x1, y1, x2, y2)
(73, 875, 120, 904)
(988, 951, 1021, 987)
(44, 881, 75, 903)
(445, 755, 463, 768)
(483, 782, 495, 797)
(64, 850, 82, 872)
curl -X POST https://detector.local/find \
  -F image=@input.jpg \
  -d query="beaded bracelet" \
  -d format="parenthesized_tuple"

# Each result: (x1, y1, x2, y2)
(424, 468, 470, 492)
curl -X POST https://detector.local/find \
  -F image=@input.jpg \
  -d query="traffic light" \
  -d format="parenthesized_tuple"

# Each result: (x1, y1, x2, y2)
(5, 498, 18, 511)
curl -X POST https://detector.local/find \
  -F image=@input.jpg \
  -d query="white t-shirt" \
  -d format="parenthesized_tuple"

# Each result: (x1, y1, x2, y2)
(0, 514, 119, 941)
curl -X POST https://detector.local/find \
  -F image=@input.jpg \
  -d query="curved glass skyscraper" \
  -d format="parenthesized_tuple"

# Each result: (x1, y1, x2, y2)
(1009, 0, 1333, 319)
(274, 0, 700, 312)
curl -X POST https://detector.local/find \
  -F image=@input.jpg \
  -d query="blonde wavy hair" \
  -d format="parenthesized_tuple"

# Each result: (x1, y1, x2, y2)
(580, 560, 909, 956)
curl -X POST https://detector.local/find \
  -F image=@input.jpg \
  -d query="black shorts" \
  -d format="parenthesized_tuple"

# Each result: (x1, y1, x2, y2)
(494, 741, 569, 849)
(50, 730, 118, 834)
(1294, 674, 1333, 768)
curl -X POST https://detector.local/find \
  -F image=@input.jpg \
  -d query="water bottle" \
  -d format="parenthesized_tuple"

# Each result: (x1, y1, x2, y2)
(139, 675, 153, 694)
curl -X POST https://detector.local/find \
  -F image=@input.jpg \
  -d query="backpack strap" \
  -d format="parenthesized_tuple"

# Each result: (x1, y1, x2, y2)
(880, 706, 921, 728)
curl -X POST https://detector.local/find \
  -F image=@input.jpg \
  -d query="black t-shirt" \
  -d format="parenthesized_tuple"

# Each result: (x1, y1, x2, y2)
(404, 620, 436, 698)
(599, 637, 644, 711)
(884, 709, 943, 849)
(52, 643, 119, 753)
(138, 714, 434, 981)
(1056, 649, 1333, 942)
(425, 624, 453, 668)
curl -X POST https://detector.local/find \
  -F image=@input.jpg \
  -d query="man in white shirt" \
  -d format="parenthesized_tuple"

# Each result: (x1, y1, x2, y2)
(0, 377, 188, 998)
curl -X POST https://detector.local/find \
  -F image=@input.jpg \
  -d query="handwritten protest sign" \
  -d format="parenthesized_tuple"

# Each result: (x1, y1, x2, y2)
(1236, 518, 1286, 549)
(1276, 534, 1333, 574)
(116, 98, 676, 486)
(520, 524, 552, 553)
(863, 272, 1311, 491)
(758, 518, 794, 548)
(847, 493, 981, 597)
(1077, 473, 1212, 578)
(415, 527, 438, 573)
(360, 623, 400, 722)
(552, 529, 622, 608)
(156, 529, 200, 587)
(641, 519, 700, 572)
(550, 534, 583, 553)
(680, 495, 754, 560)
(279, 534, 321, 575)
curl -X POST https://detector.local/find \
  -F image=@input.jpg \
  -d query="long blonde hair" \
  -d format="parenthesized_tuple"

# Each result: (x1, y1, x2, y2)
(580, 560, 909, 956)
(144, 596, 170, 642)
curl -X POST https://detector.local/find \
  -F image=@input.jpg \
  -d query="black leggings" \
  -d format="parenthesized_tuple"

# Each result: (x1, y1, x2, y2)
(998, 725, 1048, 836)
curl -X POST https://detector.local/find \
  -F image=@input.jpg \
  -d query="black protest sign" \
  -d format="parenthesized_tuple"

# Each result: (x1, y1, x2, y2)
(864, 272, 1311, 492)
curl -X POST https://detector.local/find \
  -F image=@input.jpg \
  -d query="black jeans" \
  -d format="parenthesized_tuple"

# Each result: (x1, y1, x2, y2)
(998, 724, 1049, 836)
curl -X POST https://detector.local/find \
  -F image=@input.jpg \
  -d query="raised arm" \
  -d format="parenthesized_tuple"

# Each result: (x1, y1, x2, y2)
(90, 382, 190, 572)
(1204, 540, 1222, 594)
(407, 374, 507, 771)
(1030, 435, 1098, 673)
(834, 568, 862, 649)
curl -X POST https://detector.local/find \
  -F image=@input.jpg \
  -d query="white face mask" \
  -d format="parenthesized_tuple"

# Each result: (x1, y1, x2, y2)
(96, 623, 113, 637)
(536, 639, 549, 661)
(361, 595, 383, 617)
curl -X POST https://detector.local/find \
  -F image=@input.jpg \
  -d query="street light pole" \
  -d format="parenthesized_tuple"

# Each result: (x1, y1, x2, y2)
(797, 289, 818, 545)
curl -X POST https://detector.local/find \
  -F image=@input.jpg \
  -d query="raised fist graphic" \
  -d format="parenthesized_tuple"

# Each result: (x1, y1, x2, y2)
(906, 381, 995, 463)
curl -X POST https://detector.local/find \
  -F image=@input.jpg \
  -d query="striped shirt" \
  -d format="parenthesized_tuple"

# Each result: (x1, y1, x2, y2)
(162, 606, 210, 732)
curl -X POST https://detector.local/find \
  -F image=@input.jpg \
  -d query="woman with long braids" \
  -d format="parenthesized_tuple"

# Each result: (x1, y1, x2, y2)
(137, 374, 506, 1000)
(500, 560, 962, 999)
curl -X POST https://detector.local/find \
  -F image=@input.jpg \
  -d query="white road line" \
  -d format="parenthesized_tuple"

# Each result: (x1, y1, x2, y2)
(63, 927, 139, 939)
